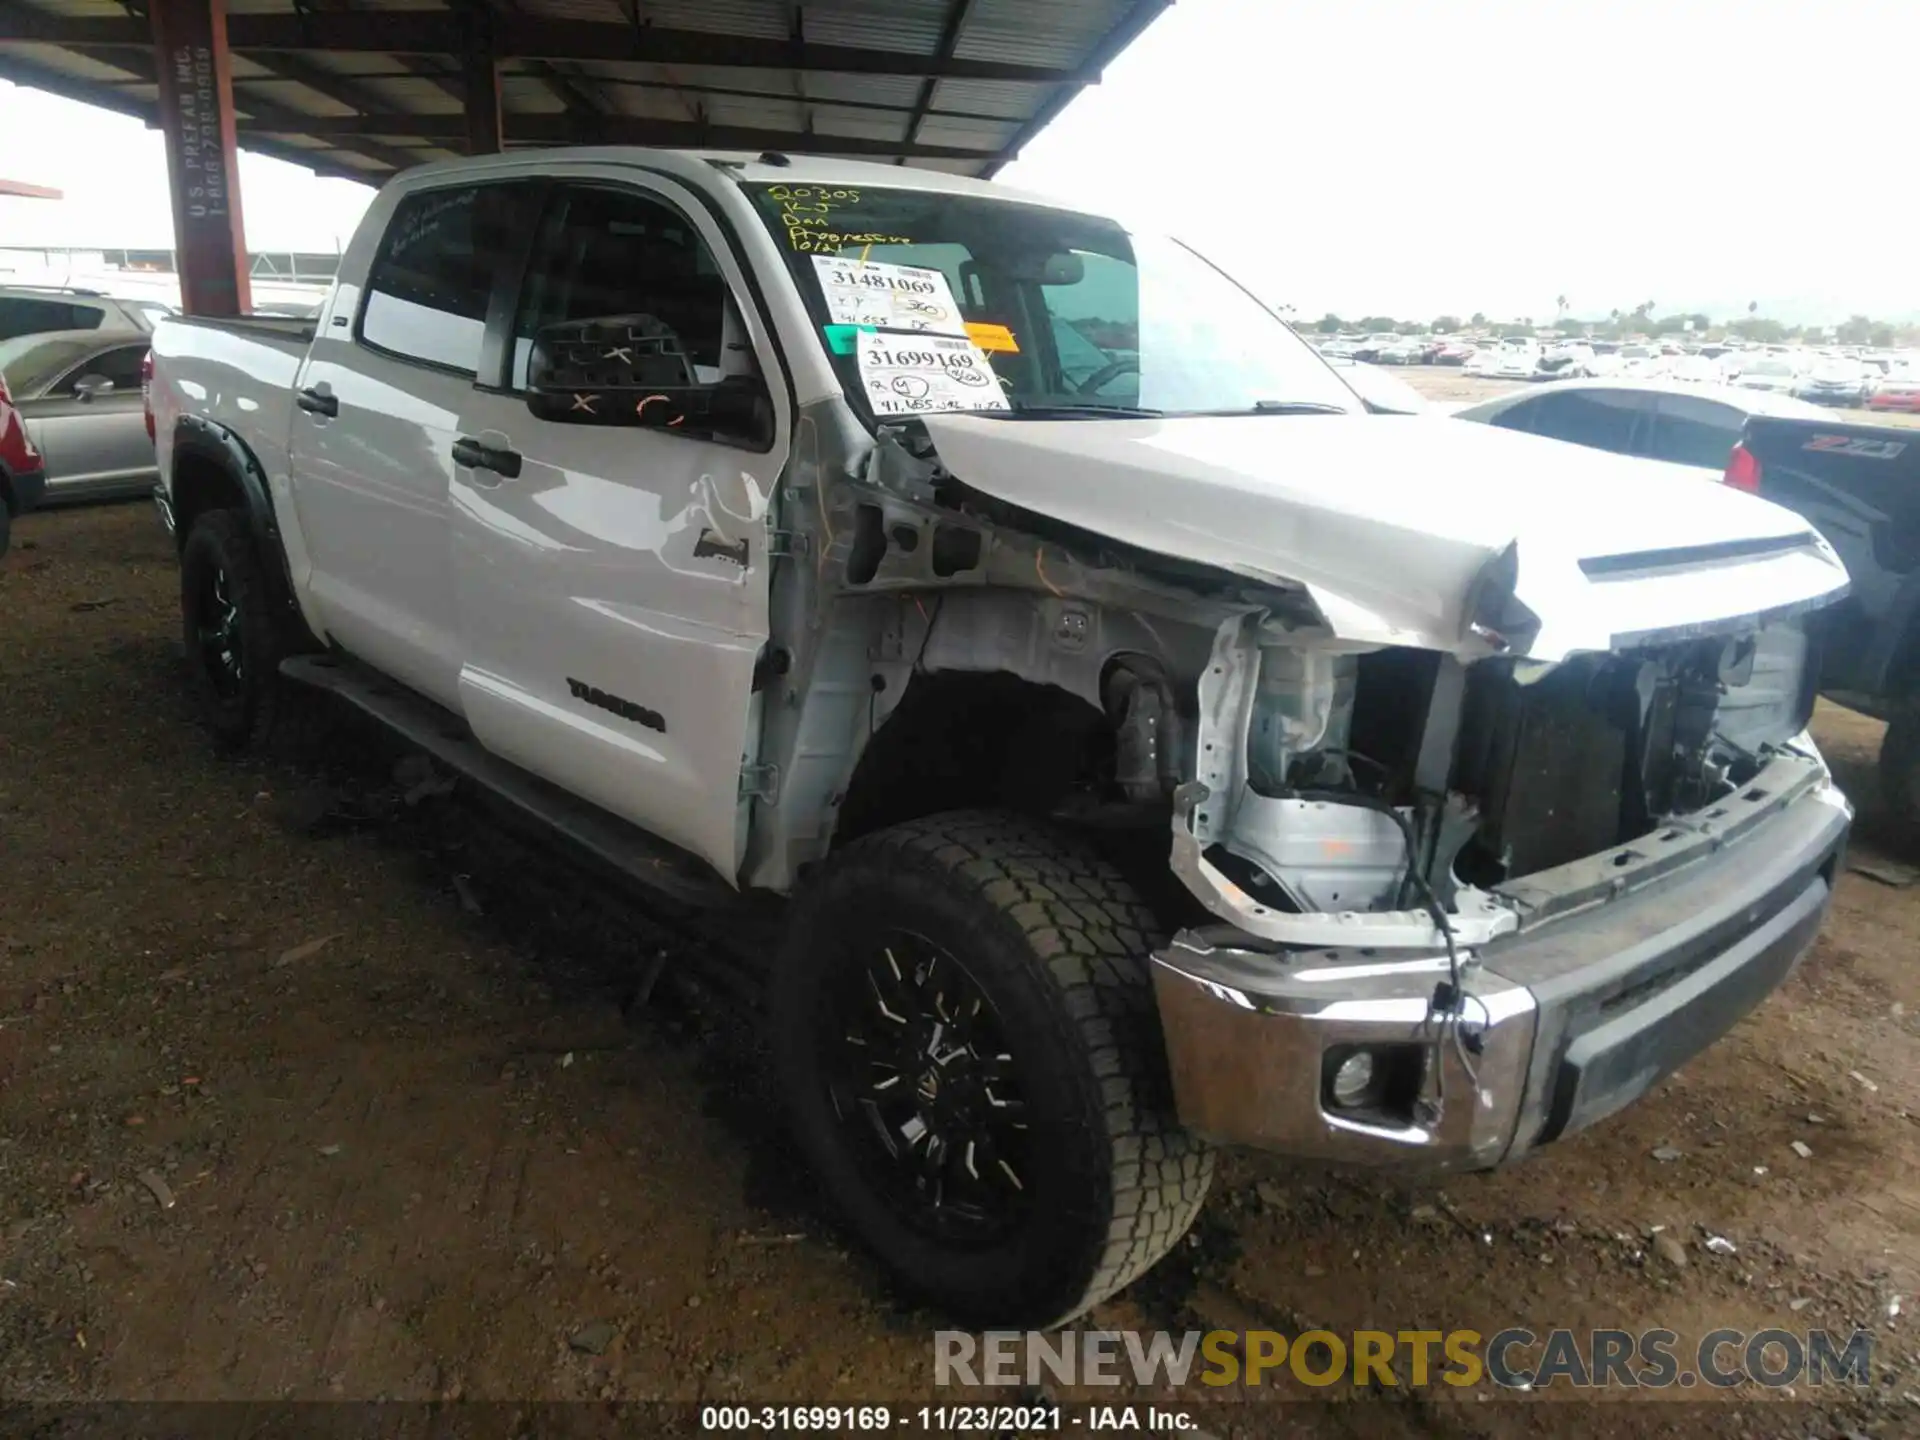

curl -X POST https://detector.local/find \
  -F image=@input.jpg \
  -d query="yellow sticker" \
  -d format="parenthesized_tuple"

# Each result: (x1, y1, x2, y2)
(965, 322, 1020, 354)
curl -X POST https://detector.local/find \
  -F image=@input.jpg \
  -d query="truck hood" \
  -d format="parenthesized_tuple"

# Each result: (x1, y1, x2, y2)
(920, 412, 1850, 660)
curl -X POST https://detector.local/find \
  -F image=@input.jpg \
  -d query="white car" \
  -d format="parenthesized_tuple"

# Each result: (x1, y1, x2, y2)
(1454, 376, 1828, 473)
(1536, 342, 1595, 380)
(1463, 347, 1506, 377)
(1492, 345, 1542, 380)
(145, 148, 1854, 1329)
(1667, 355, 1719, 385)
(1736, 356, 1802, 393)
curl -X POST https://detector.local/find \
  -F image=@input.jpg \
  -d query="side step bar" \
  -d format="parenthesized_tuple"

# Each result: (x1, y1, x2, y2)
(280, 654, 740, 912)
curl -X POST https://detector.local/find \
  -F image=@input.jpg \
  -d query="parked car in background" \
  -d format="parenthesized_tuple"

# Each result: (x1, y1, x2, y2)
(1536, 342, 1594, 379)
(1491, 344, 1541, 380)
(1793, 359, 1875, 407)
(0, 329, 159, 503)
(0, 285, 170, 342)
(1454, 377, 1827, 474)
(1433, 338, 1478, 365)
(1463, 347, 1504, 377)
(1350, 332, 1399, 362)
(1736, 356, 1801, 394)
(1374, 336, 1427, 365)
(1865, 365, 1920, 413)
(1615, 345, 1669, 379)
(1668, 355, 1720, 385)
(0, 354, 47, 556)
(1728, 412, 1920, 835)
(1321, 355, 1431, 413)
(1318, 336, 1361, 359)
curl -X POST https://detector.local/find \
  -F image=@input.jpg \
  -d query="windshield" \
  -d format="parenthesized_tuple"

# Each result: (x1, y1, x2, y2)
(746, 183, 1358, 419)
(0, 333, 98, 396)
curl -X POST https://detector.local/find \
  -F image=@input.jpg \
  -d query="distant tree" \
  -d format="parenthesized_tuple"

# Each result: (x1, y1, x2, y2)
(1555, 294, 1569, 322)
(1871, 325, 1896, 349)
(1730, 316, 1791, 344)
(1315, 313, 1346, 333)
(1469, 312, 1487, 327)
(1431, 315, 1463, 334)
(1748, 300, 1759, 316)
(1356, 315, 1399, 333)
(1836, 315, 1875, 346)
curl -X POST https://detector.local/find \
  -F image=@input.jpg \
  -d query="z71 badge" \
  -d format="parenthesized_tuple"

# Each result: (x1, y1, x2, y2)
(1803, 434, 1908, 460)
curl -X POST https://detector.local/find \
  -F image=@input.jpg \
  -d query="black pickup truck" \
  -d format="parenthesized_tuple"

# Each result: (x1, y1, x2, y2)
(1733, 416, 1920, 832)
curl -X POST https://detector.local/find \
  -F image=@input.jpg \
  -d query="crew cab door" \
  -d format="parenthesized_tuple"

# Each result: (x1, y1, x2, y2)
(448, 170, 789, 883)
(287, 178, 539, 711)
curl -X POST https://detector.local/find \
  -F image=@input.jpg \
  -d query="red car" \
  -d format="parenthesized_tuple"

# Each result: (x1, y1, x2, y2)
(0, 362, 48, 557)
(1866, 371, 1920, 413)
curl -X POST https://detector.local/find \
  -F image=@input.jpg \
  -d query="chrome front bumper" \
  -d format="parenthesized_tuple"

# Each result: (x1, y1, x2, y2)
(1150, 748, 1852, 1170)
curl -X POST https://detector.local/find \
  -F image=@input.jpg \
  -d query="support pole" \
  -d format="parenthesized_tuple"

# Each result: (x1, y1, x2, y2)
(464, 49, 503, 155)
(149, 0, 251, 315)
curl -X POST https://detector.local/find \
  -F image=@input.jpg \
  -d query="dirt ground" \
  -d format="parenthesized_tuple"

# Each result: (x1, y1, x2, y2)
(2, 500, 1917, 1438)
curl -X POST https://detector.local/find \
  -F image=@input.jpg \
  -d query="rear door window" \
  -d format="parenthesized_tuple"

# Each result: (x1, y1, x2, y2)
(359, 184, 530, 376)
(1646, 395, 1744, 470)
(1508, 387, 1649, 455)
(0, 296, 104, 341)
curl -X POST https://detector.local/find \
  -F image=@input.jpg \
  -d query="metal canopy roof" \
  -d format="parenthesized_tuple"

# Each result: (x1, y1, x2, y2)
(0, 0, 1171, 186)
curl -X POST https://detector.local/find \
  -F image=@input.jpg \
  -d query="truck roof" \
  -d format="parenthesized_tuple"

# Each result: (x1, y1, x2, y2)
(389, 147, 1072, 211)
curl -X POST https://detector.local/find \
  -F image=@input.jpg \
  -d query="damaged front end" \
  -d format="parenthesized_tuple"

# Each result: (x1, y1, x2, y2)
(1153, 599, 1851, 1170)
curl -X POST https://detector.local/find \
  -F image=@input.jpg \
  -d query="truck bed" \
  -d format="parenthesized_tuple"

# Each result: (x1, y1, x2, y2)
(148, 311, 311, 521)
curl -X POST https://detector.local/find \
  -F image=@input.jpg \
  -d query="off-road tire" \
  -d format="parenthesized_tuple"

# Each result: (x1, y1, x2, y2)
(770, 809, 1213, 1327)
(1880, 702, 1920, 840)
(180, 508, 294, 752)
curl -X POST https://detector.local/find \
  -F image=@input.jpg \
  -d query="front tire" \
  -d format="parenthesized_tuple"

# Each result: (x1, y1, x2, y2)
(770, 811, 1213, 1326)
(179, 508, 289, 751)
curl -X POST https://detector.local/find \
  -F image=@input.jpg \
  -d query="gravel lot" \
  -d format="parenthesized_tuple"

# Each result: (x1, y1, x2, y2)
(2, 484, 1917, 1435)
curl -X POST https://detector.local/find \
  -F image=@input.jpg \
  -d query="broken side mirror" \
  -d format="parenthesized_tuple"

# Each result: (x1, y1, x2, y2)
(525, 315, 773, 448)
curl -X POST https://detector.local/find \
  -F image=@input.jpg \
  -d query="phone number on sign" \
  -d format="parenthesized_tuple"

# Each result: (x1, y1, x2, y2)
(699, 1405, 1067, 1431)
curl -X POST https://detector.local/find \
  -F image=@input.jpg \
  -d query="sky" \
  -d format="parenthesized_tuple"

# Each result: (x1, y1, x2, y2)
(2, 0, 1915, 324)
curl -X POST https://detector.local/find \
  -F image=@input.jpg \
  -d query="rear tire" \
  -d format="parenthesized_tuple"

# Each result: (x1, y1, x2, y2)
(769, 810, 1213, 1326)
(1880, 703, 1920, 840)
(180, 508, 291, 752)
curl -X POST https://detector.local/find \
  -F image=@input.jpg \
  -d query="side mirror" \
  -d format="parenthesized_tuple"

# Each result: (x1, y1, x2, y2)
(72, 374, 114, 401)
(525, 315, 773, 447)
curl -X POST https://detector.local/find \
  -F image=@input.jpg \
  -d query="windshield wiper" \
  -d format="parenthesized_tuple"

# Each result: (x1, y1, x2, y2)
(1191, 400, 1352, 416)
(995, 401, 1165, 420)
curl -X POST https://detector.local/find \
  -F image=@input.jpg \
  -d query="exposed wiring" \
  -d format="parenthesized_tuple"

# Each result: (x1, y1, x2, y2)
(1034, 545, 1065, 598)
(1285, 786, 1481, 1115)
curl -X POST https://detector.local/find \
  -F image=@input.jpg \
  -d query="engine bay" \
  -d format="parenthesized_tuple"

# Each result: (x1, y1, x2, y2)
(1200, 618, 1821, 931)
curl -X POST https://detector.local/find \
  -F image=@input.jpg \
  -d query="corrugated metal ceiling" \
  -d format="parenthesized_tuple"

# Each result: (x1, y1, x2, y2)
(0, 0, 1171, 184)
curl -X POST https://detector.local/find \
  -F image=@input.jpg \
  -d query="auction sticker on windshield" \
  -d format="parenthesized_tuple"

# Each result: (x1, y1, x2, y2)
(856, 331, 1008, 416)
(811, 255, 964, 334)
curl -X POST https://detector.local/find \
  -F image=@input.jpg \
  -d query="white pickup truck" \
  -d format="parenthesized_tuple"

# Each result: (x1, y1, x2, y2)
(149, 149, 1854, 1327)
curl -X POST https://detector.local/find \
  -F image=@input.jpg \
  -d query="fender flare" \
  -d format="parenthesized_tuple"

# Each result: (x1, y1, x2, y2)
(170, 415, 311, 643)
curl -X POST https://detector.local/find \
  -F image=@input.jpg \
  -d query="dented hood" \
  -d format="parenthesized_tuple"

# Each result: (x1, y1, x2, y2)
(920, 412, 1850, 660)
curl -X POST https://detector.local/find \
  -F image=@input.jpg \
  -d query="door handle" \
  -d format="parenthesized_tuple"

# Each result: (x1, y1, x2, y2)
(296, 387, 338, 417)
(451, 435, 523, 479)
